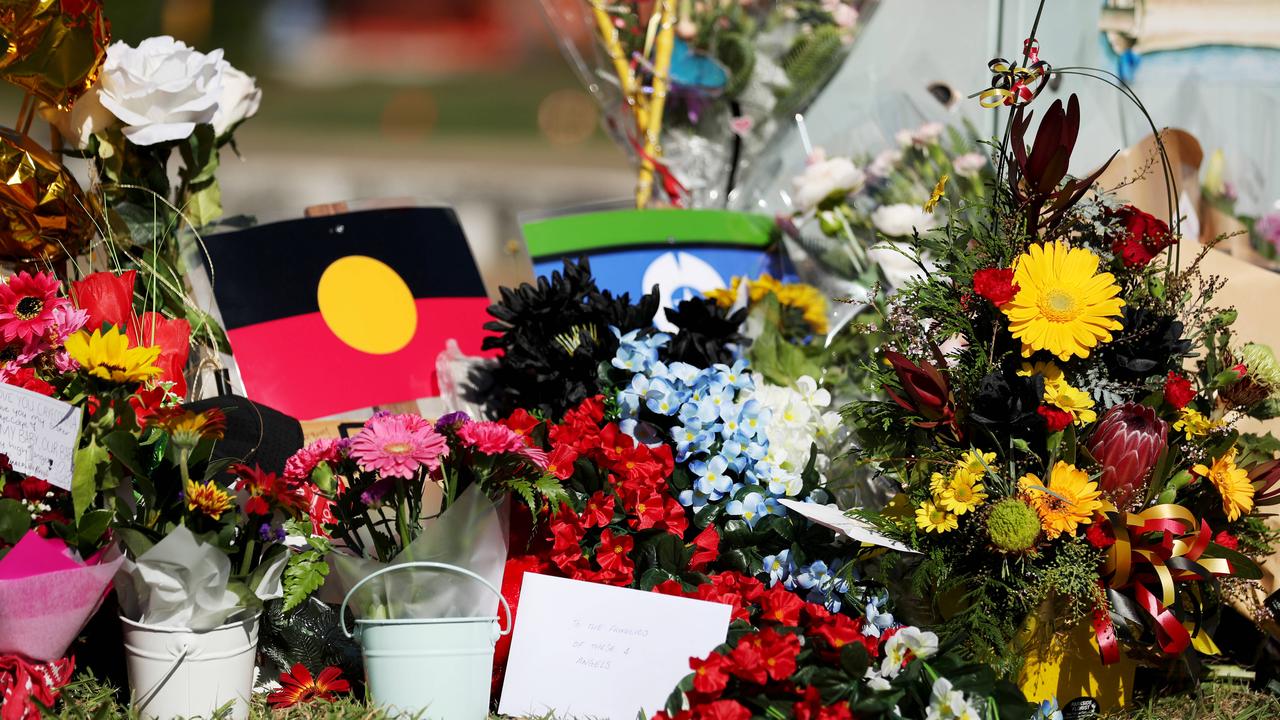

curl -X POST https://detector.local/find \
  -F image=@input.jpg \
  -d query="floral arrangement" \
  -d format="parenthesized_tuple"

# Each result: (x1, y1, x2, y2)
(652, 572, 1029, 720)
(541, 0, 874, 206)
(846, 94, 1279, 672)
(784, 120, 993, 291)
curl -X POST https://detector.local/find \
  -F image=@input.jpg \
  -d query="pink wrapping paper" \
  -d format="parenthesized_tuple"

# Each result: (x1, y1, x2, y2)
(0, 532, 123, 661)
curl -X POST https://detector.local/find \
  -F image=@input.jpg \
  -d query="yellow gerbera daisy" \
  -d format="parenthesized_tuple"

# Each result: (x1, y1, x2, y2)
(1042, 380, 1097, 425)
(938, 473, 988, 515)
(1018, 461, 1103, 539)
(915, 500, 958, 533)
(924, 174, 949, 213)
(1193, 447, 1255, 521)
(185, 478, 235, 520)
(1002, 241, 1125, 360)
(65, 327, 162, 384)
(1173, 407, 1226, 440)
(153, 408, 227, 448)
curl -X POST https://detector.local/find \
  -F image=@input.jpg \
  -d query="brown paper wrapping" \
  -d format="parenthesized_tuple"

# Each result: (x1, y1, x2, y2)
(1097, 129, 1280, 636)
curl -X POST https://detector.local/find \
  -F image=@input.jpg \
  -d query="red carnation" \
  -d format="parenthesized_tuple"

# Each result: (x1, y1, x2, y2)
(1038, 405, 1073, 432)
(759, 584, 805, 626)
(1164, 372, 1195, 410)
(689, 652, 731, 697)
(1085, 520, 1115, 549)
(972, 268, 1020, 306)
(1110, 204, 1173, 267)
(1214, 530, 1239, 551)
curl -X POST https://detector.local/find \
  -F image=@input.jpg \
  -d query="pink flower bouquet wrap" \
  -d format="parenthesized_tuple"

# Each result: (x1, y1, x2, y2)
(0, 532, 123, 661)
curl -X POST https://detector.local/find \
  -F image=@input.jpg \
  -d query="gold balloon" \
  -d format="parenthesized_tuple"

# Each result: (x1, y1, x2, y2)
(0, 126, 99, 261)
(0, 0, 110, 110)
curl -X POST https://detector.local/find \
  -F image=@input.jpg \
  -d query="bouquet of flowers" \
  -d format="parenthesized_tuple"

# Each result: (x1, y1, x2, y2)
(846, 93, 1279, 675)
(540, 0, 875, 207)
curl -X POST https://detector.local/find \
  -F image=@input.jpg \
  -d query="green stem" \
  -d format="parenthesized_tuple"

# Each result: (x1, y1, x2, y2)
(239, 537, 256, 577)
(396, 479, 413, 551)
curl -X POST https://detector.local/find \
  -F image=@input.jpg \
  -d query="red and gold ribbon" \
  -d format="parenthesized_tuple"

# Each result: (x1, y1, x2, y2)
(1094, 503, 1240, 663)
(978, 39, 1050, 109)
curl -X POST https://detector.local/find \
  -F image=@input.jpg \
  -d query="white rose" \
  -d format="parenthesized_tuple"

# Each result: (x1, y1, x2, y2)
(211, 62, 262, 136)
(42, 89, 116, 149)
(952, 152, 987, 176)
(792, 151, 865, 212)
(96, 36, 225, 146)
(872, 203, 938, 237)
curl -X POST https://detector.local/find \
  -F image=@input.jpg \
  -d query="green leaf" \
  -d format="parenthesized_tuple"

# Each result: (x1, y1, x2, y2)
(72, 440, 109, 522)
(0, 499, 31, 544)
(280, 549, 331, 613)
(183, 179, 223, 229)
(76, 509, 113, 548)
(115, 527, 156, 558)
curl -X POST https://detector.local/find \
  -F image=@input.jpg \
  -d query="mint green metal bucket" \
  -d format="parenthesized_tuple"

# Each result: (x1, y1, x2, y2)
(341, 561, 512, 719)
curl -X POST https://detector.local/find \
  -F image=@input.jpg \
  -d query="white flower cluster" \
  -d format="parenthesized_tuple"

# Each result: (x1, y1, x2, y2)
(741, 374, 841, 484)
(863, 626, 938, 691)
(925, 677, 985, 720)
(791, 149, 866, 213)
(55, 36, 261, 147)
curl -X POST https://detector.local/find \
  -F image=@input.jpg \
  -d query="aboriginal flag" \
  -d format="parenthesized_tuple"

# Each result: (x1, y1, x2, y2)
(205, 207, 493, 419)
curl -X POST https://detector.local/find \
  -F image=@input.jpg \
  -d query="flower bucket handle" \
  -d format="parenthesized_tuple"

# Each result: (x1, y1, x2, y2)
(339, 561, 513, 639)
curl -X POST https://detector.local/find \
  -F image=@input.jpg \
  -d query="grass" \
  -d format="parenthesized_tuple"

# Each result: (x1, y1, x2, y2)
(52, 672, 1280, 720)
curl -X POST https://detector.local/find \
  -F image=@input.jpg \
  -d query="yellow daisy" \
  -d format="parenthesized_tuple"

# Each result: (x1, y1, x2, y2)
(938, 473, 988, 515)
(958, 449, 998, 478)
(65, 327, 162, 384)
(185, 479, 235, 520)
(1002, 241, 1125, 360)
(1042, 380, 1097, 426)
(915, 500, 958, 533)
(1017, 360, 1065, 386)
(153, 408, 227, 448)
(1173, 407, 1225, 440)
(1018, 461, 1103, 539)
(929, 471, 951, 495)
(923, 174, 949, 213)
(1193, 447, 1255, 521)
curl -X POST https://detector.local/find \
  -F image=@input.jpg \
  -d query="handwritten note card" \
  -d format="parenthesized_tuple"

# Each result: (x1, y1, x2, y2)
(0, 383, 82, 490)
(498, 573, 732, 720)
(778, 499, 919, 554)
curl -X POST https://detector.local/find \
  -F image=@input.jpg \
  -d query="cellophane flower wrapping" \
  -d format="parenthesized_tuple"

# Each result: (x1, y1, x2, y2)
(0, 532, 123, 661)
(114, 524, 288, 630)
(332, 484, 508, 622)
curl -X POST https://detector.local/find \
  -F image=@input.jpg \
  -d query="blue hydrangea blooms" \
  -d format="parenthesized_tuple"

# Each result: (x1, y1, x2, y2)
(612, 330, 803, 521)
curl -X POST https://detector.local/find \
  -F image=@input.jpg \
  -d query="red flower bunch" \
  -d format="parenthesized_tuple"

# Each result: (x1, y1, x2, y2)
(1110, 204, 1174, 267)
(267, 663, 350, 709)
(0, 461, 68, 544)
(972, 268, 1019, 307)
(231, 463, 306, 517)
(650, 573, 900, 720)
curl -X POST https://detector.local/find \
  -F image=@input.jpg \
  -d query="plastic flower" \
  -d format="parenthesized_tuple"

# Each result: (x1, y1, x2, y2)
(690, 455, 732, 500)
(1173, 407, 1225, 440)
(915, 501, 958, 533)
(267, 663, 351, 709)
(1019, 461, 1103, 539)
(185, 479, 234, 520)
(725, 492, 767, 529)
(0, 271, 64, 344)
(64, 327, 162, 384)
(1193, 447, 1255, 521)
(927, 677, 983, 720)
(937, 473, 987, 515)
(1002, 240, 1124, 360)
(350, 413, 448, 479)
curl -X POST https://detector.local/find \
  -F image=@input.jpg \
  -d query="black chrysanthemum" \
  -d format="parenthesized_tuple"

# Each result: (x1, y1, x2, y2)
(1101, 306, 1192, 384)
(662, 298, 748, 367)
(480, 258, 658, 419)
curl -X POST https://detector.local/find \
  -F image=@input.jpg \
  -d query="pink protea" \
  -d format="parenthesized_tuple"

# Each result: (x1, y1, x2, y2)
(457, 420, 527, 455)
(0, 272, 62, 343)
(350, 413, 448, 479)
(1085, 402, 1169, 508)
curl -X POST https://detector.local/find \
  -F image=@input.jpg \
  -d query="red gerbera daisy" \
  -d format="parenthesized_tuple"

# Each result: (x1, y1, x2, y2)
(0, 272, 61, 343)
(267, 663, 350, 709)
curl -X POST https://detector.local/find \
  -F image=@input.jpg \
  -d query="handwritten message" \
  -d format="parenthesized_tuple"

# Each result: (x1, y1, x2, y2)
(0, 383, 82, 490)
(498, 573, 732, 720)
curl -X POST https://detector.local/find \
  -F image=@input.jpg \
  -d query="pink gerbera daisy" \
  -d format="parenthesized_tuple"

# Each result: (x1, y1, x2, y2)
(350, 413, 448, 479)
(0, 272, 62, 343)
(457, 420, 527, 455)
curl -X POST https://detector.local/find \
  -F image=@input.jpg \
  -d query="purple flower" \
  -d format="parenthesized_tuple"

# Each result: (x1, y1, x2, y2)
(1256, 212, 1280, 252)
(435, 411, 471, 429)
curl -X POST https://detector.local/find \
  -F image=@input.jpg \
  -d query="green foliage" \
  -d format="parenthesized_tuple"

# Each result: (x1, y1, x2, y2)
(282, 530, 332, 613)
(780, 25, 843, 115)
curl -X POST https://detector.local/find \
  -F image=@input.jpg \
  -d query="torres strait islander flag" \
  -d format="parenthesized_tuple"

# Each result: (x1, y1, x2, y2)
(205, 207, 493, 419)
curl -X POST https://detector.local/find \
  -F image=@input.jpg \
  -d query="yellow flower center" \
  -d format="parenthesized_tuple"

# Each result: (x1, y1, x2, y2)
(1039, 288, 1080, 322)
(382, 442, 412, 455)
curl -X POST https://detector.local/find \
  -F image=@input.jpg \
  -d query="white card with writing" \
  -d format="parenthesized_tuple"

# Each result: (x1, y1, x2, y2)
(778, 499, 919, 554)
(498, 572, 732, 720)
(0, 383, 82, 490)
